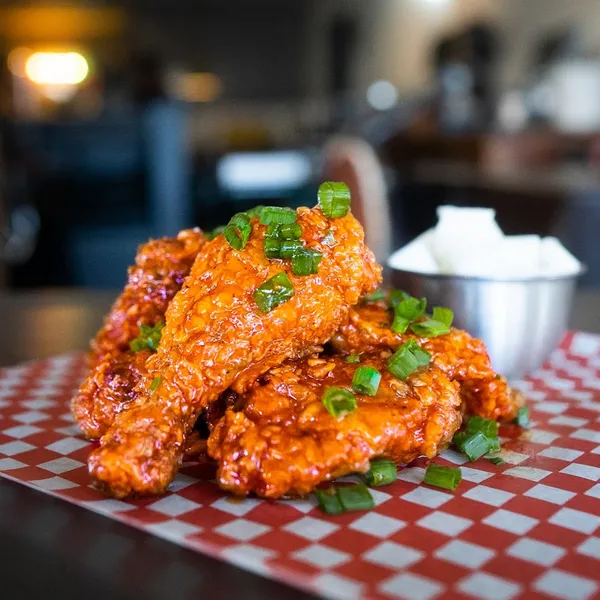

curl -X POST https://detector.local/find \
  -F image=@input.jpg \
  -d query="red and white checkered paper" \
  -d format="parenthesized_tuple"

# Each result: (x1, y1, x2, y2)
(1, 332, 599, 600)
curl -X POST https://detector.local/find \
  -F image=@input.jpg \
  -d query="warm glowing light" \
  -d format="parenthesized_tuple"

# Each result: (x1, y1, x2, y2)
(7, 47, 31, 78)
(25, 52, 89, 85)
(367, 80, 398, 111)
(174, 72, 222, 103)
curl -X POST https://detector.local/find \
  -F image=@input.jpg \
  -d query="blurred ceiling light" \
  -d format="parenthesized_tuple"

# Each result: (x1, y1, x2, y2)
(367, 80, 398, 111)
(7, 47, 31, 78)
(25, 52, 89, 86)
(175, 72, 222, 103)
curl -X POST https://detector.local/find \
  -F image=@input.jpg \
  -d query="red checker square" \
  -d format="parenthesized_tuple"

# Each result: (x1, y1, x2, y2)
(486, 474, 539, 495)
(255, 529, 311, 554)
(8, 465, 57, 481)
(555, 551, 600, 580)
(526, 455, 573, 473)
(558, 438, 598, 453)
(442, 496, 497, 522)
(391, 523, 448, 553)
(336, 558, 395, 586)
(178, 482, 225, 505)
(178, 462, 217, 481)
(566, 494, 600, 517)
(125, 507, 171, 525)
(57, 486, 106, 502)
(502, 496, 562, 520)
(378, 498, 432, 523)
(528, 522, 586, 550)
(543, 473, 596, 494)
(185, 532, 236, 554)
(410, 556, 470, 586)
(267, 556, 320, 578)
(320, 527, 380, 555)
(67, 445, 95, 462)
(484, 553, 545, 584)
(25, 431, 65, 448)
(179, 506, 237, 529)
(461, 523, 518, 551)
(59, 467, 93, 486)
(576, 453, 600, 468)
(248, 502, 311, 528)
(121, 495, 161, 508)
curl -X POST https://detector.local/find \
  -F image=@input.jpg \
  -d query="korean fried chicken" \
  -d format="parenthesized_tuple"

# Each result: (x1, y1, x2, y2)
(88, 206, 381, 498)
(208, 354, 462, 498)
(331, 302, 522, 421)
(71, 229, 206, 439)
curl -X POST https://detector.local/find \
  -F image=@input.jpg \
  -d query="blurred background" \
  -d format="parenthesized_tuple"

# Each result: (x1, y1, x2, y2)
(2, 0, 600, 289)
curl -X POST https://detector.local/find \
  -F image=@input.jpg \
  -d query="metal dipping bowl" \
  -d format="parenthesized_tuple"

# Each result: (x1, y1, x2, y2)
(389, 267, 586, 380)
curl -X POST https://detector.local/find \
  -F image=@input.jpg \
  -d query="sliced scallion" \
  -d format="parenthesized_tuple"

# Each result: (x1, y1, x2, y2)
(389, 289, 410, 308)
(259, 206, 297, 225)
(336, 483, 375, 512)
(322, 387, 356, 418)
(424, 464, 462, 490)
(224, 213, 252, 250)
(363, 289, 386, 303)
(317, 182, 351, 219)
(254, 272, 294, 314)
(352, 366, 381, 396)
(345, 353, 361, 364)
(516, 406, 530, 428)
(365, 459, 397, 486)
(453, 431, 491, 462)
(391, 295, 427, 334)
(267, 223, 302, 240)
(130, 321, 164, 353)
(466, 416, 498, 439)
(487, 456, 505, 465)
(279, 240, 304, 259)
(315, 487, 344, 515)
(387, 340, 431, 380)
(264, 238, 282, 259)
(291, 248, 322, 275)
(149, 376, 162, 392)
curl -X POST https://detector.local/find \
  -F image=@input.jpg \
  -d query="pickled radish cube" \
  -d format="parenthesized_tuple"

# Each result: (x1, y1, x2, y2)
(387, 230, 438, 274)
(540, 237, 581, 276)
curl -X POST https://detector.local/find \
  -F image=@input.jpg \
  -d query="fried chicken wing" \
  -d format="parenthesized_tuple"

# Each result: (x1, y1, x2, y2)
(331, 303, 522, 421)
(72, 229, 206, 438)
(89, 207, 381, 498)
(208, 354, 462, 498)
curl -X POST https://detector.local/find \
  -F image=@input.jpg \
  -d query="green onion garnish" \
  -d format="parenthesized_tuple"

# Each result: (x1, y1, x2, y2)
(391, 295, 427, 334)
(365, 459, 397, 486)
(424, 464, 462, 490)
(224, 213, 252, 250)
(267, 223, 302, 240)
(279, 240, 304, 259)
(387, 339, 431, 380)
(259, 206, 297, 225)
(315, 487, 344, 515)
(345, 354, 360, 364)
(254, 271, 294, 314)
(317, 181, 351, 219)
(352, 366, 381, 396)
(337, 483, 375, 512)
(410, 306, 454, 338)
(466, 416, 498, 439)
(516, 406, 530, 428)
(389, 289, 409, 308)
(453, 431, 491, 462)
(487, 456, 505, 465)
(291, 248, 322, 276)
(130, 321, 164, 353)
(363, 289, 386, 303)
(322, 387, 356, 418)
(264, 238, 282, 259)
(149, 376, 162, 392)
(206, 225, 225, 240)
(244, 205, 266, 218)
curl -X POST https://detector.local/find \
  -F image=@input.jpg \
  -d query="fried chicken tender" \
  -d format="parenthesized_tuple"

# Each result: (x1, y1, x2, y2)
(89, 207, 381, 498)
(208, 354, 462, 498)
(72, 229, 206, 439)
(331, 303, 522, 421)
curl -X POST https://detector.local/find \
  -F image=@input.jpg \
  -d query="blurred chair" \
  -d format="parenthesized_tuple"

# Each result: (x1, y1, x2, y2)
(322, 136, 391, 264)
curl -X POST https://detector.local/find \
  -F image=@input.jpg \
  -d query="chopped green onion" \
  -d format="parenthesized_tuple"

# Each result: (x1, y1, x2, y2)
(130, 321, 164, 353)
(279, 240, 304, 259)
(291, 248, 322, 276)
(224, 213, 252, 250)
(259, 206, 297, 225)
(453, 431, 491, 462)
(466, 416, 498, 439)
(352, 366, 381, 396)
(149, 376, 162, 392)
(315, 487, 344, 515)
(487, 456, 505, 465)
(389, 289, 410, 308)
(486, 436, 501, 454)
(387, 340, 431, 380)
(254, 272, 294, 314)
(424, 464, 462, 490)
(264, 238, 282, 259)
(516, 406, 530, 428)
(365, 459, 397, 486)
(244, 205, 266, 218)
(206, 225, 225, 240)
(317, 182, 351, 219)
(345, 353, 361, 364)
(432, 306, 454, 327)
(391, 295, 427, 333)
(410, 319, 451, 338)
(364, 289, 386, 303)
(267, 223, 302, 240)
(336, 483, 375, 512)
(391, 314, 410, 334)
(322, 387, 356, 418)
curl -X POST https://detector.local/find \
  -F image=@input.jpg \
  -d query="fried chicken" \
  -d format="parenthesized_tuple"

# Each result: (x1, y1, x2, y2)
(331, 302, 522, 421)
(208, 354, 462, 498)
(88, 206, 381, 498)
(72, 229, 206, 438)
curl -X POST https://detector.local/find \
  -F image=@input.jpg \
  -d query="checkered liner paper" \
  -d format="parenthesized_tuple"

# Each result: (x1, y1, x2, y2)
(1, 333, 599, 600)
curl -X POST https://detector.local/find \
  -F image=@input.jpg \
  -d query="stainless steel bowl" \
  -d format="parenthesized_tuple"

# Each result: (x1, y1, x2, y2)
(389, 267, 585, 380)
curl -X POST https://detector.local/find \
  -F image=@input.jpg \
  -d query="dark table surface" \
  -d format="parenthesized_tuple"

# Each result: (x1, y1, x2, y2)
(1, 288, 599, 599)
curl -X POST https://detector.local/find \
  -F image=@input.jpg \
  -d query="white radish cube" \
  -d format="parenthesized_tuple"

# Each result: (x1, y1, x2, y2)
(540, 237, 582, 276)
(388, 230, 438, 274)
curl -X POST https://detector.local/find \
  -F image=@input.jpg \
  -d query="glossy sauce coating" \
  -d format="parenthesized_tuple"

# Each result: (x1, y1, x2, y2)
(208, 354, 462, 498)
(331, 303, 522, 421)
(89, 207, 381, 498)
(71, 229, 206, 438)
